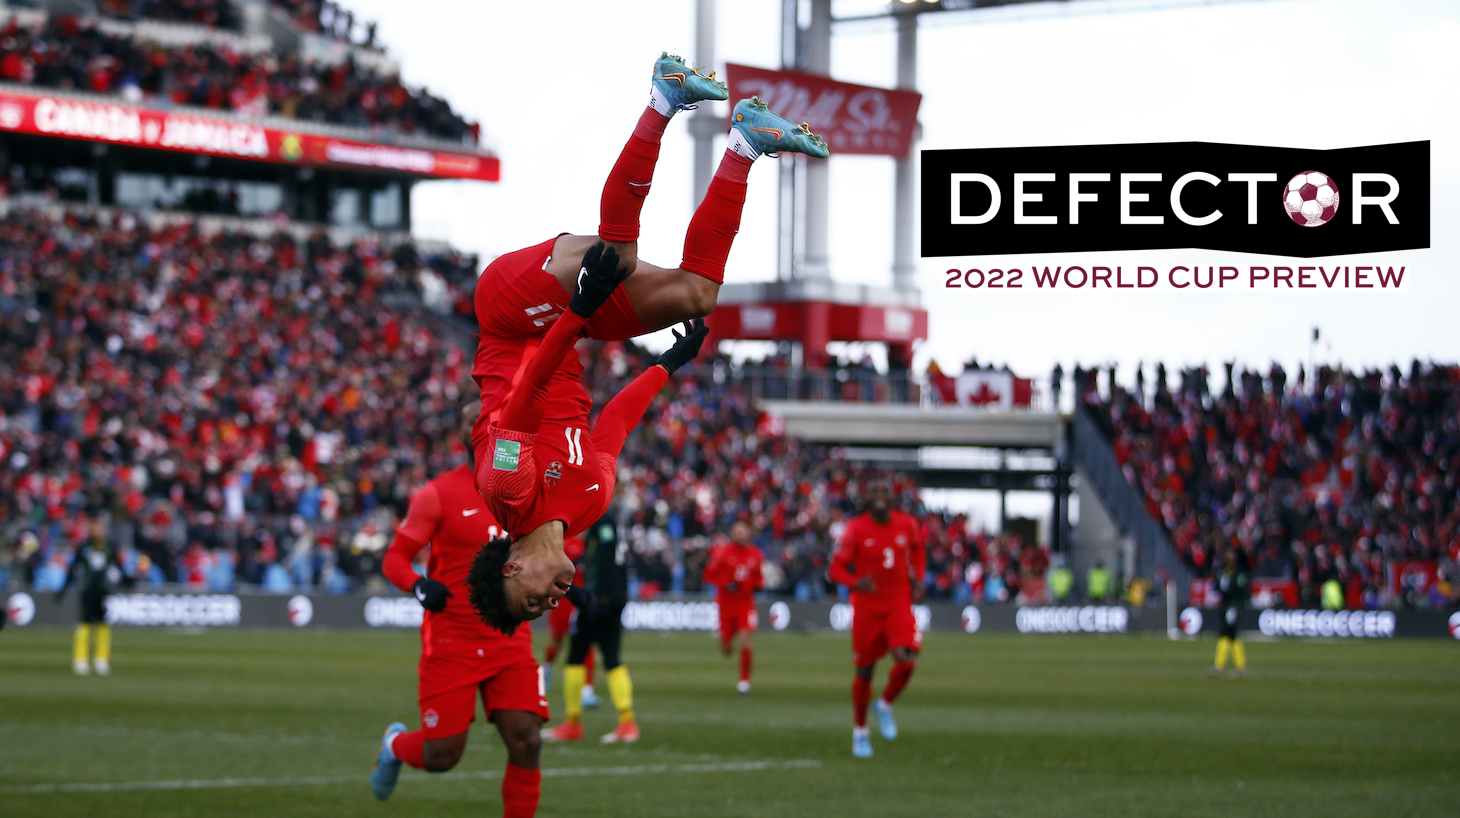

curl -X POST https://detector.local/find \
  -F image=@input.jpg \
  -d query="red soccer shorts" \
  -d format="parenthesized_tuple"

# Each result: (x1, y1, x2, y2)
(474, 236, 647, 344)
(718, 601, 757, 644)
(418, 645, 549, 739)
(850, 604, 921, 667)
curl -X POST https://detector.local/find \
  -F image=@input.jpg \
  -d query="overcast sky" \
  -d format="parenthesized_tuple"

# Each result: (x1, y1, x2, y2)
(345, 0, 1457, 385)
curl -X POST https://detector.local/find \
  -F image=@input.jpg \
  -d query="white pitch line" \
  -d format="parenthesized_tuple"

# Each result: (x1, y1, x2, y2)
(0, 759, 822, 795)
(0, 723, 344, 747)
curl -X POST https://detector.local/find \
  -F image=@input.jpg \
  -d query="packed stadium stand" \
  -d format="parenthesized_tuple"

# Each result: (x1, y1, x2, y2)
(0, 8, 476, 141)
(1084, 361, 1460, 609)
(0, 196, 1025, 603)
(1, 2, 1452, 617)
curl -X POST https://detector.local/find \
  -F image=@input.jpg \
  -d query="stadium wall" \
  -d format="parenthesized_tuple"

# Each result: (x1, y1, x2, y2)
(7, 592, 1456, 639)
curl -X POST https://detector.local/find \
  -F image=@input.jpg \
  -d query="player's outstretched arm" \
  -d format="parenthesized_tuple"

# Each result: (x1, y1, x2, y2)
(382, 483, 441, 594)
(654, 318, 708, 376)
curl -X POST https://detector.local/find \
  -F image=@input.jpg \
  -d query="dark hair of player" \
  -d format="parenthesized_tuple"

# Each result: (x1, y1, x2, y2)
(466, 536, 518, 636)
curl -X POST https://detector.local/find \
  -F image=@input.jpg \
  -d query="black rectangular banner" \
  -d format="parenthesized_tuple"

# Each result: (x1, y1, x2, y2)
(922, 141, 1429, 258)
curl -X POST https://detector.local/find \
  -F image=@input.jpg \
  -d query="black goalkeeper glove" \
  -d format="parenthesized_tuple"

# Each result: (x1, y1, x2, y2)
(568, 242, 631, 318)
(655, 318, 708, 375)
(412, 577, 453, 613)
(565, 584, 595, 617)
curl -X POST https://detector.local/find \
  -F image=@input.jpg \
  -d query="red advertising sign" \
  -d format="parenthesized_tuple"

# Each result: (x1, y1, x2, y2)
(725, 64, 922, 158)
(1391, 559, 1439, 599)
(1191, 577, 1299, 609)
(709, 301, 928, 343)
(0, 88, 499, 182)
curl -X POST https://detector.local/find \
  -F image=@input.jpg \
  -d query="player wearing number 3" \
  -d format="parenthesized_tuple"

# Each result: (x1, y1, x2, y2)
(828, 478, 927, 759)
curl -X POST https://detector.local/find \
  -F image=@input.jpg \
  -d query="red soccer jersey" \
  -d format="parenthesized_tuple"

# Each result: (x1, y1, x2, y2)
(471, 237, 591, 430)
(829, 511, 926, 611)
(704, 542, 764, 607)
(382, 464, 531, 654)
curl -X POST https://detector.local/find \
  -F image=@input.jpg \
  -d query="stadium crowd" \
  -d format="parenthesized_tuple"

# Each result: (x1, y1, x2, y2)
(0, 13, 478, 142)
(98, 0, 243, 30)
(0, 204, 1036, 601)
(1084, 361, 1460, 608)
(0, 207, 479, 591)
(5, 198, 1452, 612)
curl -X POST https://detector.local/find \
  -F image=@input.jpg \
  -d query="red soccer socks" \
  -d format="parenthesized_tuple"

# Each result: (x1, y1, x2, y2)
(852, 675, 873, 728)
(680, 150, 753, 285)
(882, 661, 916, 705)
(599, 108, 669, 243)
(389, 729, 426, 770)
(502, 762, 541, 818)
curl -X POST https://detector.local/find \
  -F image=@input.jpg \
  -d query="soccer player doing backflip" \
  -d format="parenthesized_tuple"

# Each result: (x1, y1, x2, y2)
(829, 479, 927, 758)
(464, 53, 829, 632)
(704, 520, 764, 696)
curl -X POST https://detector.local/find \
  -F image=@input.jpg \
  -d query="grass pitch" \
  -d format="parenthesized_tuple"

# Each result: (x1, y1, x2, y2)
(1, 626, 1456, 817)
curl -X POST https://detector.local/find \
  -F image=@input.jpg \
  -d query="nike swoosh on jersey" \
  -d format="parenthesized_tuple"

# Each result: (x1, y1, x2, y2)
(586, 484, 600, 492)
(462, 508, 482, 517)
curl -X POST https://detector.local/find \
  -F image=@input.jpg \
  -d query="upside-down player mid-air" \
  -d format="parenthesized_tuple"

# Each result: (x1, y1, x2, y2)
(703, 520, 764, 696)
(369, 402, 547, 818)
(463, 52, 829, 630)
(829, 479, 927, 758)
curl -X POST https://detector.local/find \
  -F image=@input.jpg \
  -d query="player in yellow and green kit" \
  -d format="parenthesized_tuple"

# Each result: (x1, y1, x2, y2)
(1210, 545, 1250, 678)
(57, 520, 130, 675)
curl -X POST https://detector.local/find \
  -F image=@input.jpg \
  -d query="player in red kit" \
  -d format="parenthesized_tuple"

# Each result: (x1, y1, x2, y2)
(466, 246, 709, 634)
(370, 402, 547, 818)
(470, 55, 828, 419)
(703, 520, 764, 696)
(466, 51, 826, 637)
(828, 479, 926, 759)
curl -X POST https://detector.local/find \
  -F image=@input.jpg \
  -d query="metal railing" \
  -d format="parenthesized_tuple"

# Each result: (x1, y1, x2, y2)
(717, 364, 925, 405)
(1070, 406, 1190, 597)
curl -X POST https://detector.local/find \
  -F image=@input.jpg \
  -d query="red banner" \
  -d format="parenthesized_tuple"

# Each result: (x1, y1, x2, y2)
(725, 64, 921, 158)
(1191, 577, 1299, 609)
(0, 89, 499, 182)
(710, 301, 927, 343)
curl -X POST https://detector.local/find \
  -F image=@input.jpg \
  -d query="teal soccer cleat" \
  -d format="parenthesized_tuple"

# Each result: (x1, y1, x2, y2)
(873, 698, 898, 741)
(852, 728, 874, 758)
(728, 97, 830, 159)
(369, 722, 407, 800)
(651, 52, 728, 113)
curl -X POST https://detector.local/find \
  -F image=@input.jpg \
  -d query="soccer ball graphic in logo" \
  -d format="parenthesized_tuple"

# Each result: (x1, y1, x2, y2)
(1283, 171, 1340, 227)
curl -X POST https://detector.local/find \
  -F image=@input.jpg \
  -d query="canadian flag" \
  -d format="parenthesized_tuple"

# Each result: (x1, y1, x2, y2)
(954, 371, 1033, 409)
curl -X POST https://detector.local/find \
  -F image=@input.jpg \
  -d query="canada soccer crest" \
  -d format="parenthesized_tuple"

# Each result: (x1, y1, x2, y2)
(544, 461, 564, 488)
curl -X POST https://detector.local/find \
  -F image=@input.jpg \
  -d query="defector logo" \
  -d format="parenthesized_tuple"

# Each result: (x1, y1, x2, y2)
(922, 141, 1428, 257)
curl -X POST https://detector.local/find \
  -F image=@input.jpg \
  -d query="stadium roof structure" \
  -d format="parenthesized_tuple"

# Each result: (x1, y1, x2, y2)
(0, 1, 496, 231)
(0, 83, 499, 183)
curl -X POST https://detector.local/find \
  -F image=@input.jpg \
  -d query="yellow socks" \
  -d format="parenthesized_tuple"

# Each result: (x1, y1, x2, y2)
(1214, 636, 1232, 669)
(564, 664, 586, 724)
(607, 666, 634, 724)
(95, 624, 111, 662)
(1232, 638, 1246, 671)
(73, 624, 92, 663)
